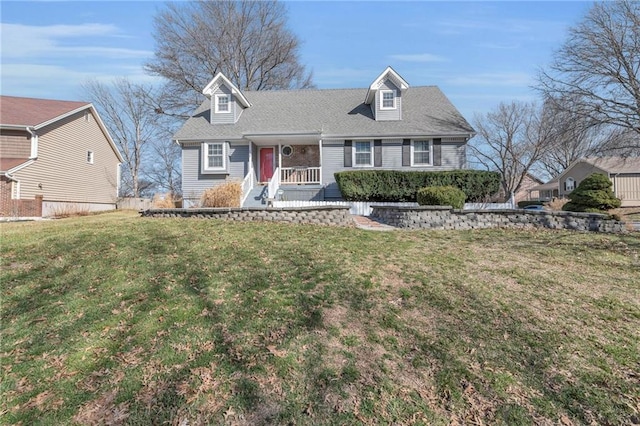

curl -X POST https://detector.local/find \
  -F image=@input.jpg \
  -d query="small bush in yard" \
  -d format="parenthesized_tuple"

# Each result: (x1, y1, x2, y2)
(200, 181, 242, 207)
(562, 173, 621, 213)
(417, 186, 466, 209)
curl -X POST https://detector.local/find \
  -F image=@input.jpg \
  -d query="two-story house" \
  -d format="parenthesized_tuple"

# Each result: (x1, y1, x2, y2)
(173, 67, 475, 207)
(0, 96, 123, 217)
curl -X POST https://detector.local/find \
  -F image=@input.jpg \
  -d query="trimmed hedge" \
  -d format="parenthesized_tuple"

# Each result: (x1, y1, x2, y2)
(334, 170, 501, 202)
(417, 186, 466, 209)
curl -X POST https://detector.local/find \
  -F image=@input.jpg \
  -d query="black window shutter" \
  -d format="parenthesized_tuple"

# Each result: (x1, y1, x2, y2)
(433, 138, 442, 166)
(374, 139, 382, 167)
(402, 139, 411, 166)
(344, 140, 352, 167)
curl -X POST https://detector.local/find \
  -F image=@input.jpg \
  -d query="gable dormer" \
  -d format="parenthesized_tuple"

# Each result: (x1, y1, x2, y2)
(202, 72, 251, 124)
(364, 66, 409, 121)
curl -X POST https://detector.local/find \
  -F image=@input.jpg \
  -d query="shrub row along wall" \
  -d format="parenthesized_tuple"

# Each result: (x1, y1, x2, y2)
(371, 206, 627, 233)
(141, 206, 353, 227)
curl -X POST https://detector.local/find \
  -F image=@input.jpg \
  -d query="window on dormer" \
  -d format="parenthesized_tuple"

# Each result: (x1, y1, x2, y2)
(215, 94, 230, 113)
(381, 90, 396, 110)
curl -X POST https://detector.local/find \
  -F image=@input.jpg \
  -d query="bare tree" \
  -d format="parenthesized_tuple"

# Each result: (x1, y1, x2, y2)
(537, 0, 640, 140)
(536, 95, 616, 176)
(147, 138, 182, 197)
(83, 78, 163, 197)
(469, 101, 554, 198)
(145, 0, 314, 117)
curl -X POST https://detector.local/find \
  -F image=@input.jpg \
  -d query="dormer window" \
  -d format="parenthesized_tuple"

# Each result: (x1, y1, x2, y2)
(215, 94, 230, 113)
(381, 90, 396, 110)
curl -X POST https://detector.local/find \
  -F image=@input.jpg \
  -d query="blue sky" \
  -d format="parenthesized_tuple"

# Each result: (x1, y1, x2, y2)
(1, 1, 592, 119)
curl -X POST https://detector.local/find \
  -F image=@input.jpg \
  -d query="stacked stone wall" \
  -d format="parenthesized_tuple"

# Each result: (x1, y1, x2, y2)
(371, 206, 626, 233)
(141, 206, 353, 227)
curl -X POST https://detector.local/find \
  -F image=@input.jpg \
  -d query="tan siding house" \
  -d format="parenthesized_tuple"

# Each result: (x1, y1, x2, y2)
(0, 96, 123, 217)
(558, 157, 640, 207)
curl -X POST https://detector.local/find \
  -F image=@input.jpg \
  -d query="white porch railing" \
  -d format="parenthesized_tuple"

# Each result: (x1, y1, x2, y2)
(240, 164, 254, 205)
(280, 167, 321, 184)
(268, 167, 280, 199)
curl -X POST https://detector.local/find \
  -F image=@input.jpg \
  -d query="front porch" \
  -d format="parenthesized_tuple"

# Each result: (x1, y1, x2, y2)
(241, 135, 324, 206)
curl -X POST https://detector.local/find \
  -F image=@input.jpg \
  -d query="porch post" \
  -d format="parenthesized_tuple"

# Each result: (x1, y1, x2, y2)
(319, 139, 323, 184)
(248, 141, 253, 184)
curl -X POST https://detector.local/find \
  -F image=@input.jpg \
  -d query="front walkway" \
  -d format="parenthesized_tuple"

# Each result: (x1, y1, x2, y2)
(352, 215, 396, 231)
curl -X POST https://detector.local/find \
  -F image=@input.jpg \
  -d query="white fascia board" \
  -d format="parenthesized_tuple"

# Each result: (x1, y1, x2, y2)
(33, 104, 91, 131)
(6, 159, 35, 175)
(86, 104, 125, 163)
(364, 66, 410, 104)
(202, 72, 251, 108)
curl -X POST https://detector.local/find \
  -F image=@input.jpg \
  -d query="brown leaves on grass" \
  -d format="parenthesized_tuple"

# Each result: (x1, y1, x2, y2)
(73, 389, 129, 426)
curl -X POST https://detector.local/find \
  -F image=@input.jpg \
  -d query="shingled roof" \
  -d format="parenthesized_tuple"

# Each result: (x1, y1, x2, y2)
(579, 157, 640, 174)
(0, 95, 89, 128)
(174, 86, 474, 141)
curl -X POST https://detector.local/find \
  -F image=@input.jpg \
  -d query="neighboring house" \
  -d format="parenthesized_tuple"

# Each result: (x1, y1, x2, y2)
(528, 157, 640, 207)
(174, 67, 475, 207)
(557, 157, 640, 207)
(0, 95, 123, 217)
(528, 178, 559, 202)
(515, 173, 544, 203)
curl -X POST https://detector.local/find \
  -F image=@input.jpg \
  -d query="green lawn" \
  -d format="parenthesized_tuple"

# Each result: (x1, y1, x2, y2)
(1, 211, 639, 425)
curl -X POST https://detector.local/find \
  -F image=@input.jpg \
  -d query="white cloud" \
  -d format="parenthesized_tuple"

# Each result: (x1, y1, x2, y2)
(0, 23, 151, 59)
(389, 53, 447, 63)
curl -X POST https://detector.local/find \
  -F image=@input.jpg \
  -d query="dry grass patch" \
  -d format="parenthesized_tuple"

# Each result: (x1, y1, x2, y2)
(200, 181, 242, 207)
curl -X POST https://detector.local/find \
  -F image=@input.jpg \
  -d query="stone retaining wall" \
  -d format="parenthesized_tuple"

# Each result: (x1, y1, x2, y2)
(141, 205, 353, 227)
(371, 206, 627, 233)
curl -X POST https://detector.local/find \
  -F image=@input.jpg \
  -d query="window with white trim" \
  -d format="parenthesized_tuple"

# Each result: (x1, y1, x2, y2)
(215, 94, 230, 113)
(380, 90, 396, 110)
(87, 150, 94, 164)
(411, 140, 432, 166)
(203, 142, 226, 171)
(353, 141, 373, 167)
(565, 177, 576, 192)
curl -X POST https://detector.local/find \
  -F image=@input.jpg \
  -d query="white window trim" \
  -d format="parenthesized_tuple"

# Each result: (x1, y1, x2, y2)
(352, 140, 374, 167)
(202, 142, 227, 173)
(565, 177, 576, 192)
(380, 89, 396, 110)
(11, 180, 20, 200)
(215, 94, 231, 113)
(87, 150, 94, 164)
(410, 140, 433, 167)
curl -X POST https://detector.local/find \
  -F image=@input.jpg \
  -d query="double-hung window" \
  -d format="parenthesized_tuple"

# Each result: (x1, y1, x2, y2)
(380, 90, 396, 110)
(354, 141, 373, 167)
(203, 142, 226, 172)
(411, 140, 432, 166)
(215, 94, 230, 113)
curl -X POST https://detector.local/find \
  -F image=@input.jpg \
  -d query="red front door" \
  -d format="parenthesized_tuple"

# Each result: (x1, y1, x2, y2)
(259, 148, 274, 182)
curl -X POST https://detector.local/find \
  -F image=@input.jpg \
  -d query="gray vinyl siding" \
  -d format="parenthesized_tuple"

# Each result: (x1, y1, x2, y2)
(181, 141, 249, 202)
(374, 80, 401, 121)
(210, 85, 239, 125)
(321, 139, 467, 199)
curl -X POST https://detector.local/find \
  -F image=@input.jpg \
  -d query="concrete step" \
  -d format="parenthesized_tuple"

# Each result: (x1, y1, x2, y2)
(243, 185, 268, 208)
